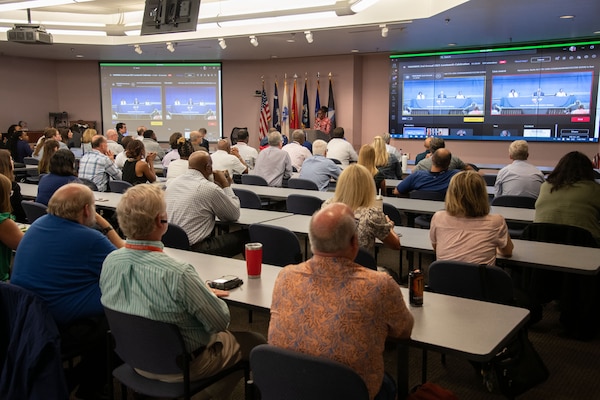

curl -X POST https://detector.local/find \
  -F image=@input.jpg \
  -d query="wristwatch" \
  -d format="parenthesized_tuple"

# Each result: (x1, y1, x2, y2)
(100, 226, 114, 235)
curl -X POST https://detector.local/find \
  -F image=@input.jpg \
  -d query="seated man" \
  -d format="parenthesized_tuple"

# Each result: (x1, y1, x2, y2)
(142, 129, 166, 160)
(232, 128, 259, 169)
(413, 137, 471, 172)
(11, 183, 124, 399)
(78, 135, 122, 192)
(414, 137, 432, 164)
(326, 127, 358, 165)
(100, 184, 265, 398)
(165, 151, 248, 257)
(282, 129, 313, 172)
(252, 131, 292, 187)
(393, 148, 459, 196)
(495, 140, 545, 198)
(299, 139, 341, 191)
(269, 202, 414, 400)
(211, 138, 248, 177)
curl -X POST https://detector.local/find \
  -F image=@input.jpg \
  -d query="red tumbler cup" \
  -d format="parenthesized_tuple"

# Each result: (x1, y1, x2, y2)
(245, 242, 262, 278)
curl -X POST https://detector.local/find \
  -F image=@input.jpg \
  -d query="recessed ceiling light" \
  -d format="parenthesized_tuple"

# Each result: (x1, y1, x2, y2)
(448, 43, 457, 46)
(351, 49, 359, 53)
(559, 15, 575, 19)
(75, 54, 84, 58)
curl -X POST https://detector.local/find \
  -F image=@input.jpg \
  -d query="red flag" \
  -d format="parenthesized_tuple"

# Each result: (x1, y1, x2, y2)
(258, 83, 271, 139)
(290, 79, 299, 129)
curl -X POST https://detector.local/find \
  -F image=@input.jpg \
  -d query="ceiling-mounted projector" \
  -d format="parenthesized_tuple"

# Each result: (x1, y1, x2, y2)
(7, 24, 53, 44)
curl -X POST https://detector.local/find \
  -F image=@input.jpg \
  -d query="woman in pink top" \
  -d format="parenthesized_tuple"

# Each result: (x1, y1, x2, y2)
(430, 171, 514, 265)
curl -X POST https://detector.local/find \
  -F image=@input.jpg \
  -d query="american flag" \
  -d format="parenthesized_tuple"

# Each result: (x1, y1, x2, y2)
(259, 84, 271, 139)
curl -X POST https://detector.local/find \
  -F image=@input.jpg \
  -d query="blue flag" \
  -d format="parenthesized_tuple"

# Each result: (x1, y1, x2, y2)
(273, 81, 280, 132)
(327, 78, 336, 130)
(302, 79, 309, 129)
(315, 79, 321, 115)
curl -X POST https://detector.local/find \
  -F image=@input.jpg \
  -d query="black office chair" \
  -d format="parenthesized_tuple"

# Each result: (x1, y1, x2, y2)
(78, 178, 99, 191)
(491, 195, 536, 238)
(408, 190, 445, 229)
(286, 194, 323, 216)
(383, 202, 404, 226)
(482, 174, 497, 186)
(248, 224, 303, 266)
(233, 188, 263, 209)
(250, 344, 369, 400)
(108, 179, 133, 194)
(21, 200, 48, 223)
(287, 178, 319, 191)
(329, 158, 342, 165)
(23, 156, 41, 184)
(354, 248, 377, 270)
(104, 308, 251, 400)
(241, 174, 269, 186)
(161, 223, 190, 250)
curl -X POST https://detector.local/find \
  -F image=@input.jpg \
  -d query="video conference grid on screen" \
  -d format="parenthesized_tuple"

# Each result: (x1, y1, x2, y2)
(99, 63, 222, 142)
(389, 41, 600, 143)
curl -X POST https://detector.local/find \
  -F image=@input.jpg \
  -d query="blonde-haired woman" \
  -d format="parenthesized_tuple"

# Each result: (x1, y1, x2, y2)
(81, 128, 97, 154)
(324, 164, 400, 256)
(0, 173, 24, 281)
(430, 170, 513, 265)
(372, 135, 402, 179)
(37, 139, 60, 174)
(358, 144, 386, 195)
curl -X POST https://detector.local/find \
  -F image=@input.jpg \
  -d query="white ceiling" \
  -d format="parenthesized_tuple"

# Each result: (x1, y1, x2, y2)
(0, 0, 599, 61)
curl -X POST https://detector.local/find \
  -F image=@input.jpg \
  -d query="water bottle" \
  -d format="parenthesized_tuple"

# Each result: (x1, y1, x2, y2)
(408, 269, 424, 306)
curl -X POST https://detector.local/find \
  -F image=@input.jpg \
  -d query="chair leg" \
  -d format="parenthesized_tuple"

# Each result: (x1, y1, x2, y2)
(421, 349, 428, 384)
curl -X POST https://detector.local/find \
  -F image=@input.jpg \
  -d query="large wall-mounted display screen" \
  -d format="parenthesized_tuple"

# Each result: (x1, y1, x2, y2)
(389, 40, 600, 142)
(99, 62, 222, 142)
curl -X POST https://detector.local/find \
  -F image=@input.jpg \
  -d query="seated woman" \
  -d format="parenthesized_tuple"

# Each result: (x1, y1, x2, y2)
(122, 140, 157, 186)
(358, 144, 386, 195)
(6, 127, 32, 163)
(0, 149, 26, 223)
(80, 128, 96, 154)
(534, 151, 600, 244)
(372, 136, 401, 179)
(162, 131, 183, 169)
(37, 139, 60, 174)
(430, 170, 513, 265)
(166, 138, 195, 182)
(324, 164, 400, 256)
(0, 173, 24, 281)
(36, 149, 80, 205)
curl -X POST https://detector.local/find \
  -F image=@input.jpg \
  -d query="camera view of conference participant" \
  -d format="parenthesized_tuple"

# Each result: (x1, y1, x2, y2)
(252, 131, 292, 187)
(414, 137, 471, 172)
(283, 130, 312, 172)
(11, 183, 124, 399)
(268, 202, 413, 400)
(430, 171, 513, 266)
(534, 151, 600, 245)
(122, 139, 157, 186)
(0, 174, 23, 281)
(141, 129, 165, 160)
(327, 127, 358, 165)
(494, 140, 545, 198)
(393, 148, 458, 196)
(299, 139, 342, 191)
(100, 184, 265, 399)
(166, 151, 249, 257)
(78, 135, 122, 192)
(36, 149, 80, 205)
(324, 164, 400, 257)
(314, 106, 332, 134)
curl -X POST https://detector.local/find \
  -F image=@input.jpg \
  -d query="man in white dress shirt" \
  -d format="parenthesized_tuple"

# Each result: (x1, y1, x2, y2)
(326, 127, 358, 165)
(232, 129, 258, 169)
(105, 129, 124, 156)
(282, 130, 313, 172)
(211, 139, 248, 177)
(495, 140, 545, 198)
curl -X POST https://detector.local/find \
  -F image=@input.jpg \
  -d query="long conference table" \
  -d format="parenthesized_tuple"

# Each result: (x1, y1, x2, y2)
(162, 247, 530, 397)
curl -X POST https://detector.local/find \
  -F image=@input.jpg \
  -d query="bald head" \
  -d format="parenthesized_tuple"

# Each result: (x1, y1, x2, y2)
(217, 139, 231, 152)
(309, 202, 358, 259)
(91, 135, 106, 149)
(189, 130, 201, 145)
(431, 148, 452, 171)
(106, 129, 118, 141)
(188, 151, 212, 179)
(48, 183, 96, 226)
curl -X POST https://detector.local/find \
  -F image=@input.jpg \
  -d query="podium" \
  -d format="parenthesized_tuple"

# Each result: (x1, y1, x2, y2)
(304, 129, 330, 143)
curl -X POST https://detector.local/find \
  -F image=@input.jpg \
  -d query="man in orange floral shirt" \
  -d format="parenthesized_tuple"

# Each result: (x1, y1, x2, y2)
(268, 202, 414, 400)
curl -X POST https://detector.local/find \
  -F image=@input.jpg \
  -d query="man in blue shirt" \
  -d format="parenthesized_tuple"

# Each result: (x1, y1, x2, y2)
(393, 148, 459, 196)
(299, 139, 342, 191)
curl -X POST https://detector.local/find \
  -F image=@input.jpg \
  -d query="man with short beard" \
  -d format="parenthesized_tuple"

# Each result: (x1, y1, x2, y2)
(165, 151, 248, 257)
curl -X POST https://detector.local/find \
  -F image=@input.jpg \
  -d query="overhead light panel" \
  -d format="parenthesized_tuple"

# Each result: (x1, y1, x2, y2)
(134, 44, 142, 54)
(218, 38, 227, 49)
(0, 0, 92, 12)
(250, 36, 258, 47)
(166, 42, 175, 52)
(304, 31, 313, 43)
(380, 24, 388, 37)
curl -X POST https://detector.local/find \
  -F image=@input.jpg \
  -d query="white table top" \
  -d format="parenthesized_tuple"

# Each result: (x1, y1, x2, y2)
(232, 183, 332, 201)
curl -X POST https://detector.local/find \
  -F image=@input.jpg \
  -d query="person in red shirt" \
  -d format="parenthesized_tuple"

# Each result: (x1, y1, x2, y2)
(313, 106, 331, 134)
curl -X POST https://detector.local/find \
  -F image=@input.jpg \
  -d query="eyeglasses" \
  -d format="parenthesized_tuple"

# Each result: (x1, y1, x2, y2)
(160, 219, 168, 224)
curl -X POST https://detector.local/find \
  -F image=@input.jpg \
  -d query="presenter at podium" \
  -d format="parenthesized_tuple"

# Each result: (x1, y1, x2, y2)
(314, 106, 331, 134)
(532, 88, 544, 97)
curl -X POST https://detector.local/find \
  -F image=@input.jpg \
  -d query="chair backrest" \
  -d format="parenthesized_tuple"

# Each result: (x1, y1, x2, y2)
(104, 308, 188, 376)
(248, 224, 302, 267)
(250, 344, 369, 400)
(23, 157, 39, 165)
(329, 158, 342, 165)
(354, 248, 376, 270)
(409, 190, 445, 201)
(108, 179, 133, 194)
(286, 194, 323, 216)
(21, 200, 48, 223)
(233, 188, 263, 209)
(78, 178, 98, 191)
(287, 178, 319, 191)
(162, 223, 190, 250)
(428, 260, 514, 305)
(521, 223, 598, 248)
(491, 195, 536, 209)
(241, 174, 269, 186)
(482, 174, 497, 186)
(383, 202, 404, 226)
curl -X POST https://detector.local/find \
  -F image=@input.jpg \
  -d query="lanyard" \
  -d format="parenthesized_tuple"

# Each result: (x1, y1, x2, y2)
(124, 243, 163, 252)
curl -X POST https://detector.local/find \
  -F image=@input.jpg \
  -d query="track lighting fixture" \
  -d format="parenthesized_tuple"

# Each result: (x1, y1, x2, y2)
(134, 44, 142, 54)
(304, 31, 313, 43)
(380, 24, 388, 37)
(218, 38, 227, 49)
(166, 42, 175, 52)
(249, 36, 258, 47)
